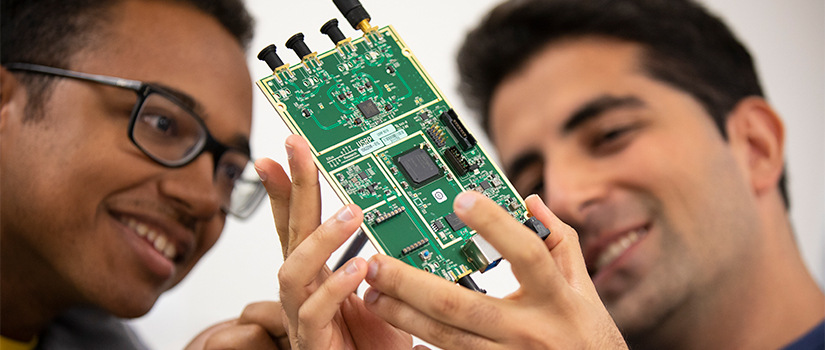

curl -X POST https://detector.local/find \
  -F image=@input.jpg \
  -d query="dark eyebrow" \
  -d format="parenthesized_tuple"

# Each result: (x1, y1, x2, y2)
(229, 134, 252, 158)
(562, 95, 645, 134)
(504, 95, 643, 177)
(149, 82, 251, 157)
(505, 150, 542, 178)
(150, 82, 207, 118)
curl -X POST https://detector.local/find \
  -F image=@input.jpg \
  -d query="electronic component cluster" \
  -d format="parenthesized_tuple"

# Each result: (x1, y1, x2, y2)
(256, 0, 548, 289)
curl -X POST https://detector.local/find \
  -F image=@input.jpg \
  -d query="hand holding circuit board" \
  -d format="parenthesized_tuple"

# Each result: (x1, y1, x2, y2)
(256, 0, 549, 292)
(256, 141, 620, 349)
(254, 3, 625, 348)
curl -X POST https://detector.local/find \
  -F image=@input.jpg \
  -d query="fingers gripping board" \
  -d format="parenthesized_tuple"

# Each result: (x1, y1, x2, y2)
(257, 26, 528, 282)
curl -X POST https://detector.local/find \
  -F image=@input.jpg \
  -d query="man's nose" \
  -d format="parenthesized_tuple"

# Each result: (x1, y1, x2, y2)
(158, 154, 224, 218)
(543, 155, 610, 225)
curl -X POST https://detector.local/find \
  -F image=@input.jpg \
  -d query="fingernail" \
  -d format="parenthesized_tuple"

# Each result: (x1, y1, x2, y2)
(285, 143, 294, 160)
(345, 260, 359, 275)
(364, 288, 380, 303)
(336, 206, 354, 222)
(366, 259, 379, 281)
(454, 191, 476, 211)
(254, 164, 266, 182)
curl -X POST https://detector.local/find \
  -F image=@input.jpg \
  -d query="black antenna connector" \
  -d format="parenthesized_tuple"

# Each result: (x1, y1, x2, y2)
(285, 33, 312, 60)
(257, 44, 285, 71)
(332, 0, 371, 30)
(457, 275, 487, 294)
(321, 18, 347, 45)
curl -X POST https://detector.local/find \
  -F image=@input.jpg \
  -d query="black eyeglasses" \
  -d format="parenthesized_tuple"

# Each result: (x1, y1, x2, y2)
(5, 63, 265, 219)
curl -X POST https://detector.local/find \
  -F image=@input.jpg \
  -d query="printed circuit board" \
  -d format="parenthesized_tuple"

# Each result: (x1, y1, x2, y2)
(257, 23, 538, 284)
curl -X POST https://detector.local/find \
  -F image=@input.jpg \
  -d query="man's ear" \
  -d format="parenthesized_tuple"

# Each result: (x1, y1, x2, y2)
(725, 96, 785, 198)
(0, 66, 26, 131)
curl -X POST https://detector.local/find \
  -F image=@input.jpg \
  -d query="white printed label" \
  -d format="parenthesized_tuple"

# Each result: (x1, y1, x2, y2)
(432, 189, 447, 203)
(358, 139, 385, 155)
(380, 129, 408, 146)
(370, 124, 397, 142)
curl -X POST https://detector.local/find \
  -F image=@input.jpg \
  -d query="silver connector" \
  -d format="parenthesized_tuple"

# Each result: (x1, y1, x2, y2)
(461, 234, 502, 272)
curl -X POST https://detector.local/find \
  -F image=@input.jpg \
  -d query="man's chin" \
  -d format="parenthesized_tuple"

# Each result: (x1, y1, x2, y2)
(108, 299, 158, 319)
(91, 285, 164, 319)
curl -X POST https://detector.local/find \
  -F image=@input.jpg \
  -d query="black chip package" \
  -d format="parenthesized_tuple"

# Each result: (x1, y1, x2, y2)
(357, 99, 380, 119)
(396, 147, 440, 186)
(358, 171, 368, 179)
(480, 180, 492, 190)
(431, 219, 445, 231)
(444, 213, 466, 231)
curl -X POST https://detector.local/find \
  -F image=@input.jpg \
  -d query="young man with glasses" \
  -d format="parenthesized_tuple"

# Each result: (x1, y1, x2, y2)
(260, 0, 824, 349)
(1, 0, 278, 348)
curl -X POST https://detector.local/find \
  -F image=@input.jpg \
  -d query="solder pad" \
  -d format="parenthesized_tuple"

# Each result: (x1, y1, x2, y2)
(257, 26, 528, 282)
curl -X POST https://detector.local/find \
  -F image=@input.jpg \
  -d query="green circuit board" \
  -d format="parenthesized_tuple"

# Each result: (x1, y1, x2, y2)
(257, 25, 529, 282)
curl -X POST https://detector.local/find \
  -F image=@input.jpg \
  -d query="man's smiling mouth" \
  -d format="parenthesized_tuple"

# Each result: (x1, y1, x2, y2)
(120, 216, 178, 261)
(589, 225, 650, 277)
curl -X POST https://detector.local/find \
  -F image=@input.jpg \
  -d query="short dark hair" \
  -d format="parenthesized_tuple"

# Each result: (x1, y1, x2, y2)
(457, 0, 789, 208)
(1, 0, 254, 119)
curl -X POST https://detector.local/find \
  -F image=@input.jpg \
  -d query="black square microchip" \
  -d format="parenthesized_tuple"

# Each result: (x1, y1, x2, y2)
(480, 180, 492, 190)
(431, 219, 445, 231)
(357, 99, 380, 119)
(397, 147, 440, 186)
(444, 213, 466, 231)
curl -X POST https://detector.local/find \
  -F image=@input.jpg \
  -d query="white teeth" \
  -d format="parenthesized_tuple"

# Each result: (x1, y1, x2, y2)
(154, 235, 167, 252)
(132, 219, 147, 237)
(147, 229, 157, 242)
(122, 217, 176, 261)
(163, 244, 176, 260)
(595, 228, 646, 271)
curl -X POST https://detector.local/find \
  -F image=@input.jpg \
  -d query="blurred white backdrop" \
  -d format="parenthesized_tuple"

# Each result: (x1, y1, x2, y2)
(130, 0, 824, 348)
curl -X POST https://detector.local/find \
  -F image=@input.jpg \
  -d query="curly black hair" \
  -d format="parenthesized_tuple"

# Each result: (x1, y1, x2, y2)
(1, 0, 254, 120)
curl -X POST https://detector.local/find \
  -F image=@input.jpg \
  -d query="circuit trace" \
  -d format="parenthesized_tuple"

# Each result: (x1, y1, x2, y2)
(256, 2, 546, 288)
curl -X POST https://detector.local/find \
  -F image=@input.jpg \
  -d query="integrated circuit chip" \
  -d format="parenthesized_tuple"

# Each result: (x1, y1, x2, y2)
(444, 212, 466, 231)
(357, 99, 380, 119)
(397, 147, 440, 186)
(431, 219, 445, 231)
(257, 24, 532, 282)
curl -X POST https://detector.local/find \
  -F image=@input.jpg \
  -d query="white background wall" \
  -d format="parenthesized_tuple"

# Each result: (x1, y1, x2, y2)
(130, 0, 824, 348)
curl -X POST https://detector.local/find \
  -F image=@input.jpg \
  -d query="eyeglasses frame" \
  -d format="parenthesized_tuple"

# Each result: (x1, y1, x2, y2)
(4, 62, 264, 218)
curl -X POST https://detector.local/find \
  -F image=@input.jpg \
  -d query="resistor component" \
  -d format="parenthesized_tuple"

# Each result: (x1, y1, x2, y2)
(401, 238, 429, 255)
(374, 207, 406, 225)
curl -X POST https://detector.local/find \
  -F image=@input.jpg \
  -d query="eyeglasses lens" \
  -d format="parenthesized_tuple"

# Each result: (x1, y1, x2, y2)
(133, 92, 206, 165)
(133, 92, 264, 218)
